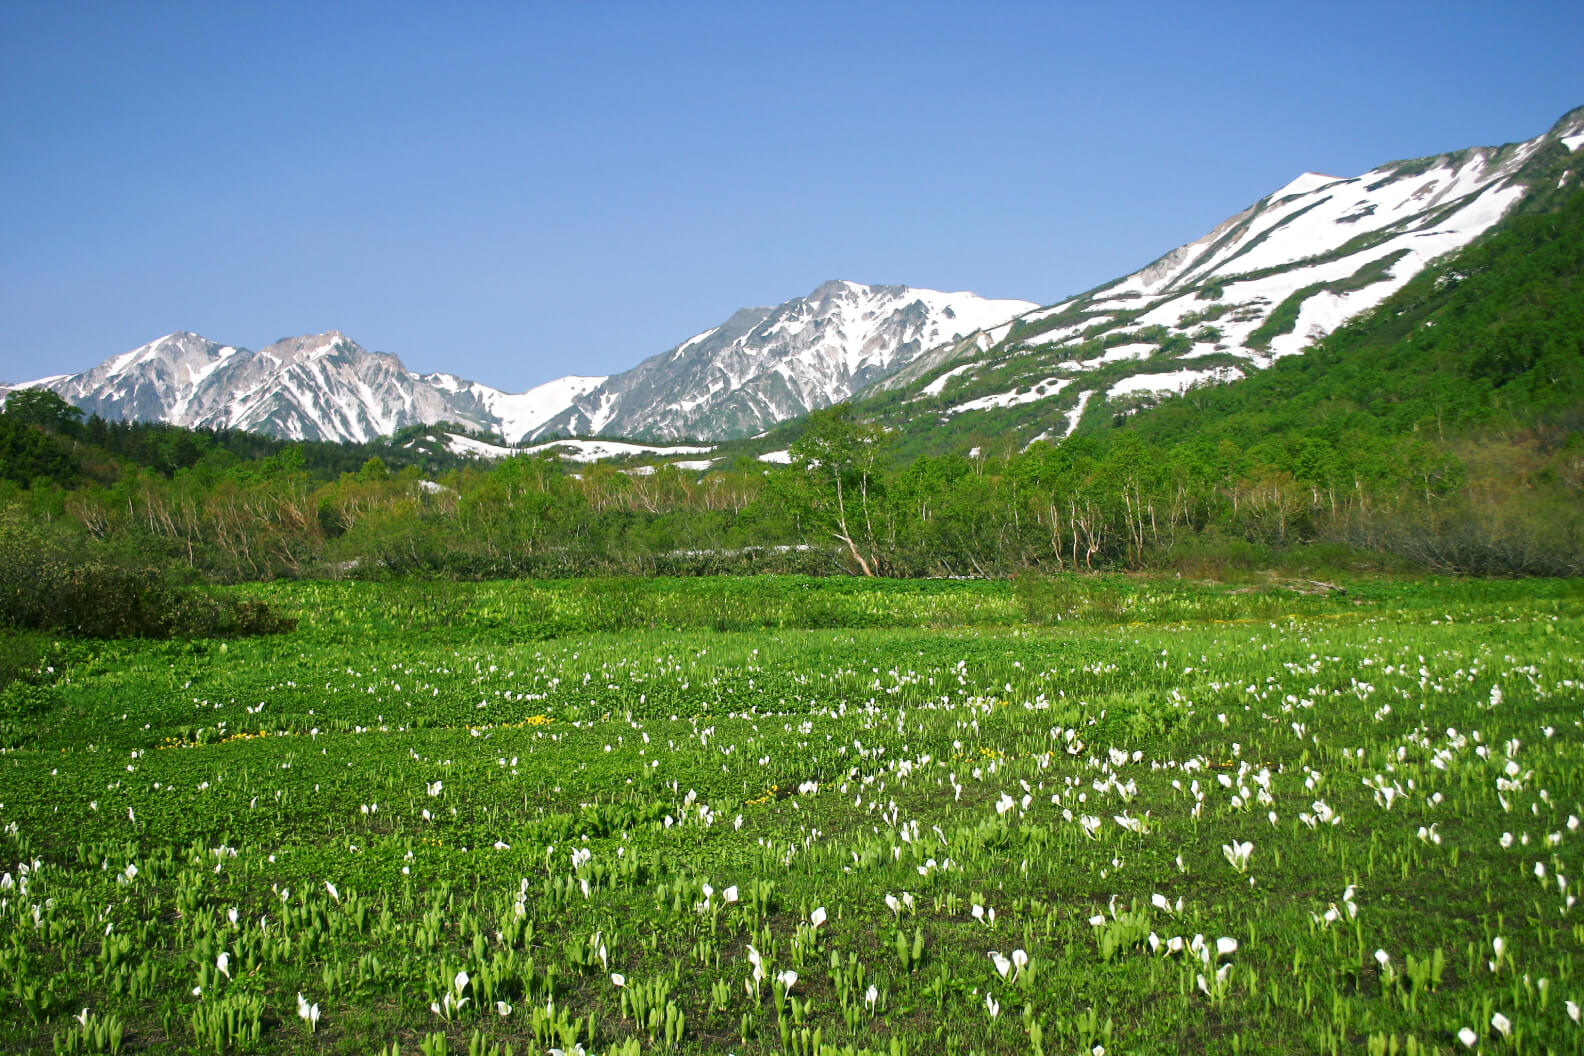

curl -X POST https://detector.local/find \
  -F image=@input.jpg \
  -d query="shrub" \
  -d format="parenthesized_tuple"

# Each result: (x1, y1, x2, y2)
(0, 504, 294, 638)
(1012, 574, 1128, 624)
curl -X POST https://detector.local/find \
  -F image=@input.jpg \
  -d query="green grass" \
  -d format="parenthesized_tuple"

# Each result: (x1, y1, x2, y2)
(2, 575, 1582, 1053)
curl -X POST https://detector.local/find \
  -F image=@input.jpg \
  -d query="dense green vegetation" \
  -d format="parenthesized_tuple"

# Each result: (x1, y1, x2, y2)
(0, 388, 474, 491)
(1, 576, 1581, 1053)
(0, 384, 1574, 588)
(0, 506, 292, 640)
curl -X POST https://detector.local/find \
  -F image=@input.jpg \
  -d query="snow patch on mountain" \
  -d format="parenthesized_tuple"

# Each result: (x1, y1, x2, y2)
(432, 433, 720, 462)
(1081, 343, 1156, 368)
(470, 375, 609, 443)
(921, 362, 976, 397)
(1062, 390, 1096, 437)
(1107, 367, 1242, 400)
(946, 378, 1070, 416)
(443, 434, 519, 458)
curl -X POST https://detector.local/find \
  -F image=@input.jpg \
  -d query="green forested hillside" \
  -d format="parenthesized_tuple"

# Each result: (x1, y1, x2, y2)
(0, 389, 479, 491)
(1121, 185, 1584, 446)
(1070, 184, 1584, 574)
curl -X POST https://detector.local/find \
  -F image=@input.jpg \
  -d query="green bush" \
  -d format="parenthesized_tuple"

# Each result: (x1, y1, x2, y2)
(0, 505, 294, 638)
(0, 630, 51, 693)
(1012, 574, 1129, 624)
(1154, 533, 1268, 581)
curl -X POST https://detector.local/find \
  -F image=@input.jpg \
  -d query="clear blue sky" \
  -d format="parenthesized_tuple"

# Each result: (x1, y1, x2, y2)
(2, 1, 1580, 390)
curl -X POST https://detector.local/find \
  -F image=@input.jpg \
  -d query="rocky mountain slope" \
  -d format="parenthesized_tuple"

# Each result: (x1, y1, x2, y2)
(526, 280, 1036, 441)
(5, 331, 511, 444)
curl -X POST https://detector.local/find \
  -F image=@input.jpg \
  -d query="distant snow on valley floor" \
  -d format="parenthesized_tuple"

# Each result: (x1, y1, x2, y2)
(432, 433, 719, 462)
(518, 438, 715, 461)
(439, 434, 518, 458)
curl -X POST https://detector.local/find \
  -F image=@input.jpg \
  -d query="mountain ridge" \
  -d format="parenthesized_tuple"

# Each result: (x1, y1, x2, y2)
(2, 281, 1034, 445)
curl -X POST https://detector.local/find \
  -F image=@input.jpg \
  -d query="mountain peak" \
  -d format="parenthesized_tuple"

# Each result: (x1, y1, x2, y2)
(1551, 105, 1584, 132)
(809, 278, 865, 298)
(806, 278, 916, 302)
(261, 331, 362, 361)
(525, 282, 1037, 442)
(1271, 171, 1342, 200)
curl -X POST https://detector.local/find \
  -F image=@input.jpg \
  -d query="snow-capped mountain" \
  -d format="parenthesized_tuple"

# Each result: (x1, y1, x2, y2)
(4, 282, 1030, 445)
(527, 281, 1037, 441)
(4, 330, 581, 445)
(873, 106, 1584, 445)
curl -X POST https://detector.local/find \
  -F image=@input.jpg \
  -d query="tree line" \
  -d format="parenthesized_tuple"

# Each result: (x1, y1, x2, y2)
(2, 395, 1576, 586)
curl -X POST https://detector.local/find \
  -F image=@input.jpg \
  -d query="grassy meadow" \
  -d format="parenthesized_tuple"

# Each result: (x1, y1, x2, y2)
(1, 575, 1582, 1054)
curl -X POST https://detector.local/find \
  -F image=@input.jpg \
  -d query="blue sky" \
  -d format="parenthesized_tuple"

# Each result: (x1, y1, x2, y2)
(2, 1, 1580, 391)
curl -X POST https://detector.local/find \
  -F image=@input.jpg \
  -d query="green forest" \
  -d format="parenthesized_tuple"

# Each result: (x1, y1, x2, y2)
(1, 187, 1581, 638)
